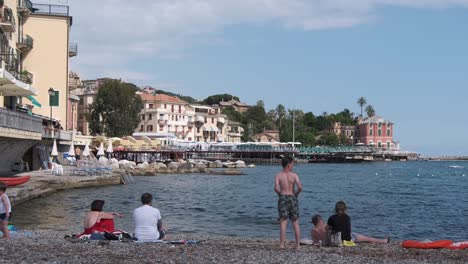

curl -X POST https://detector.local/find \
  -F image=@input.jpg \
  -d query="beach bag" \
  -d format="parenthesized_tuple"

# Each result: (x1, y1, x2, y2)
(327, 230, 343, 247)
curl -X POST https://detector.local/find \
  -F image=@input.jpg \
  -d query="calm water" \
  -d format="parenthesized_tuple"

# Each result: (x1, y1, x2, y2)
(13, 161, 468, 240)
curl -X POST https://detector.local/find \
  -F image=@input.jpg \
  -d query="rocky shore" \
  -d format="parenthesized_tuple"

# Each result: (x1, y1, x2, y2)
(8, 170, 122, 206)
(104, 158, 254, 176)
(0, 231, 466, 264)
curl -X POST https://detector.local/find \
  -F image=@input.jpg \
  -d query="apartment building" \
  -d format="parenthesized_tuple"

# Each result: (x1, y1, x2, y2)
(226, 121, 244, 143)
(0, 0, 74, 171)
(73, 78, 111, 135)
(20, 1, 74, 127)
(191, 104, 227, 143)
(138, 93, 195, 141)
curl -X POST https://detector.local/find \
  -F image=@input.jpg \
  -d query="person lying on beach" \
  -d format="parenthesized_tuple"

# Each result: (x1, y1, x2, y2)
(310, 214, 327, 244)
(133, 192, 167, 242)
(327, 201, 389, 244)
(81, 200, 122, 237)
(274, 156, 302, 250)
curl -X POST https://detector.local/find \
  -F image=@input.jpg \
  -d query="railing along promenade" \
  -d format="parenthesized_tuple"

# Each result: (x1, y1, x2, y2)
(0, 107, 42, 133)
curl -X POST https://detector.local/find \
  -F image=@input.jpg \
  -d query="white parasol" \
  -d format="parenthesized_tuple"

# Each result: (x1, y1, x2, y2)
(68, 142, 75, 156)
(97, 142, 105, 157)
(51, 139, 58, 156)
(106, 139, 113, 153)
(83, 142, 90, 157)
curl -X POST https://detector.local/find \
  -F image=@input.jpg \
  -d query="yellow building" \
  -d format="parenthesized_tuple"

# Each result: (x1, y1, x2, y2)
(21, 1, 74, 127)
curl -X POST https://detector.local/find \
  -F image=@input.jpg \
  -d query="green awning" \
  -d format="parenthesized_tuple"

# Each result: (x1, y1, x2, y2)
(26, 95, 42, 107)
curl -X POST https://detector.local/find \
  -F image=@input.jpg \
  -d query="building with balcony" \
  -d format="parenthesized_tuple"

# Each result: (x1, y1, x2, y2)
(356, 115, 396, 150)
(20, 1, 75, 128)
(74, 78, 111, 135)
(191, 104, 228, 143)
(0, 1, 78, 172)
(226, 121, 244, 143)
(137, 93, 196, 141)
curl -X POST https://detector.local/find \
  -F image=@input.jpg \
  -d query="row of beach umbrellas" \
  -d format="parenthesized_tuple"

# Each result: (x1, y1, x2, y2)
(50, 139, 113, 158)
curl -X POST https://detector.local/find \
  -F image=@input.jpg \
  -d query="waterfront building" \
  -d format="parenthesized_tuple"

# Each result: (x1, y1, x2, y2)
(74, 78, 111, 135)
(0, 1, 75, 172)
(191, 104, 227, 142)
(138, 93, 196, 141)
(253, 130, 280, 143)
(219, 99, 249, 113)
(226, 121, 244, 143)
(21, 0, 74, 127)
(330, 122, 356, 145)
(356, 115, 396, 149)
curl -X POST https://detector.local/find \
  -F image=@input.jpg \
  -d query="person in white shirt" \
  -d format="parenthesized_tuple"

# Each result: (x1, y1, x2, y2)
(133, 193, 167, 242)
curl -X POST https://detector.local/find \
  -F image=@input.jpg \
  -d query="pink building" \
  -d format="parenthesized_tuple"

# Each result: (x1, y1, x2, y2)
(67, 94, 79, 131)
(356, 116, 395, 149)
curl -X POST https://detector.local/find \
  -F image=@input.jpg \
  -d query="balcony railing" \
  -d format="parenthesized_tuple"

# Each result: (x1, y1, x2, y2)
(18, 71, 33, 84)
(0, 7, 16, 33)
(1, 52, 19, 76)
(17, 34, 34, 51)
(31, 3, 69, 16)
(18, 0, 34, 14)
(0, 107, 42, 133)
(69, 42, 77, 57)
(42, 127, 73, 141)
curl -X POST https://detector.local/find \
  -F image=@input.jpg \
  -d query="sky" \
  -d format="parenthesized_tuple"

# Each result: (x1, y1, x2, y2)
(67, 0, 468, 156)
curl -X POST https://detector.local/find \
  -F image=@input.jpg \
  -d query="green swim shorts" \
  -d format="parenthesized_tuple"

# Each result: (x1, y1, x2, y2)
(278, 195, 299, 221)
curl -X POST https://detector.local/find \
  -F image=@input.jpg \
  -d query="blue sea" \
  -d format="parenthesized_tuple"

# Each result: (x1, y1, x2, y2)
(13, 161, 468, 241)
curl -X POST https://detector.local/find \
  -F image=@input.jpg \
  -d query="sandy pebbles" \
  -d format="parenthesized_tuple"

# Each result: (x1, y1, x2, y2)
(0, 231, 466, 264)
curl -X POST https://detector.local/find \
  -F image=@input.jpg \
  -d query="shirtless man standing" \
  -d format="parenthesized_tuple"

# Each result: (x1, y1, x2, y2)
(274, 156, 303, 250)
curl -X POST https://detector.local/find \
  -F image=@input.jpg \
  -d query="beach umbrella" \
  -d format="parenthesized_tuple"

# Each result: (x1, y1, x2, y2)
(51, 139, 58, 156)
(68, 142, 75, 156)
(83, 142, 90, 157)
(106, 139, 113, 153)
(97, 142, 105, 157)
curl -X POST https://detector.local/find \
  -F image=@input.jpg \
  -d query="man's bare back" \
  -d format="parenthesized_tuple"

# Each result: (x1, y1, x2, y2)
(275, 171, 302, 196)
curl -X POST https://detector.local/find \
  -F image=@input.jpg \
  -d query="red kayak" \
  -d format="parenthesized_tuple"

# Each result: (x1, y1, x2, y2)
(402, 240, 453, 249)
(0, 176, 31, 186)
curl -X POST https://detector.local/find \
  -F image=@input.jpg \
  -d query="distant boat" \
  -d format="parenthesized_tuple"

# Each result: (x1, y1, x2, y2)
(0, 176, 31, 186)
(449, 165, 464, 169)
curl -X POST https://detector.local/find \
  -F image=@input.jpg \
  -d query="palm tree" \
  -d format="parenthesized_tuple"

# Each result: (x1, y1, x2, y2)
(275, 104, 286, 129)
(365, 105, 376, 117)
(357, 97, 367, 117)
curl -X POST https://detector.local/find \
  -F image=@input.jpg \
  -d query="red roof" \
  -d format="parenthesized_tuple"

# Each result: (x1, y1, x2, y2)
(139, 93, 187, 104)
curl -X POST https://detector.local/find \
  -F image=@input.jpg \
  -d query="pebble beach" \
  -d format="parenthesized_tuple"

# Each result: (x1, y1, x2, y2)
(0, 231, 466, 264)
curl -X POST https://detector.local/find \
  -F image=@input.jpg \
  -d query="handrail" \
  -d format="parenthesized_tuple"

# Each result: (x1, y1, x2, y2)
(0, 107, 42, 133)
(31, 3, 69, 16)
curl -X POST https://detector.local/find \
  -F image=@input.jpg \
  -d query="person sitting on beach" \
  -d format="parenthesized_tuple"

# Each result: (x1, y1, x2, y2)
(0, 182, 11, 239)
(327, 201, 389, 244)
(274, 156, 302, 250)
(133, 193, 167, 242)
(81, 200, 122, 236)
(310, 214, 327, 244)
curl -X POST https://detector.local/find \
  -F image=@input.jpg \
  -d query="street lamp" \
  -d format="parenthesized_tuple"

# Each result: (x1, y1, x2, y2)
(48, 88, 54, 120)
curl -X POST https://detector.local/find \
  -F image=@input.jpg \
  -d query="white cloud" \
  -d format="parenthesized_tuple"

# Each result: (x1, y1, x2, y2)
(69, 0, 468, 84)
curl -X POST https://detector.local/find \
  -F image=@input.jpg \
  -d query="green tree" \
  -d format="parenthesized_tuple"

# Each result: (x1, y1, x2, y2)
(89, 80, 143, 137)
(365, 105, 376, 117)
(202, 94, 240, 105)
(275, 104, 286, 131)
(357, 97, 367, 117)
